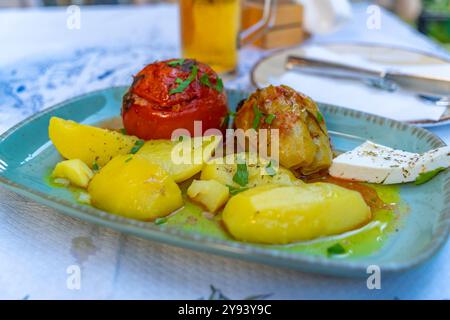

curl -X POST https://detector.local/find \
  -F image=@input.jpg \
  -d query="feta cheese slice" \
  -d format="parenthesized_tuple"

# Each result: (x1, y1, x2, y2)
(329, 141, 450, 184)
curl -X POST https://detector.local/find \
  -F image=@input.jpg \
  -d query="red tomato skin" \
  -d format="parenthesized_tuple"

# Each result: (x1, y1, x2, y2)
(122, 59, 228, 140)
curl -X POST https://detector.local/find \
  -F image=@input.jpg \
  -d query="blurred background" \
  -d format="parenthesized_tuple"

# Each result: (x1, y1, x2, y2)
(1, 0, 449, 51)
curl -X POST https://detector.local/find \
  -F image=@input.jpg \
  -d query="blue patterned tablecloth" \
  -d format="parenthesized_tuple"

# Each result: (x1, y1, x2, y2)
(0, 3, 448, 300)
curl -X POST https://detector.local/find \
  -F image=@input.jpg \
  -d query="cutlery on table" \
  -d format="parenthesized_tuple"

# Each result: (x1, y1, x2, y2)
(285, 55, 450, 105)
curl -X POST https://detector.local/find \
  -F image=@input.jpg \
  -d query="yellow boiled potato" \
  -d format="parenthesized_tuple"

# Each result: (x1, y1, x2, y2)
(49, 117, 138, 168)
(187, 180, 229, 213)
(137, 135, 221, 183)
(52, 159, 93, 188)
(88, 155, 183, 221)
(200, 153, 303, 189)
(222, 183, 371, 244)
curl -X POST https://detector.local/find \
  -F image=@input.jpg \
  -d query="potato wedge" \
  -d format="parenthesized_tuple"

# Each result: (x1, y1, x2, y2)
(201, 153, 303, 189)
(52, 159, 93, 188)
(88, 155, 183, 221)
(223, 183, 371, 244)
(137, 135, 221, 183)
(187, 180, 229, 213)
(49, 117, 139, 168)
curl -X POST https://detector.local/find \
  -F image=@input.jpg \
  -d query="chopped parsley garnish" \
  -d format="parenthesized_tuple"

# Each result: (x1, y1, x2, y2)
(169, 65, 198, 95)
(92, 161, 99, 171)
(252, 104, 263, 129)
(316, 111, 324, 123)
(265, 113, 276, 125)
(415, 167, 446, 185)
(220, 115, 229, 128)
(327, 243, 346, 256)
(167, 58, 185, 67)
(265, 160, 277, 176)
(125, 157, 132, 163)
(130, 139, 145, 154)
(200, 73, 212, 88)
(233, 162, 249, 187)
(215, 77, 223, 92)
(154, 217, 168, 225)
(221, 111, 236, 128)
(227, 185, 249, 196)
(120, 128, 127, 135)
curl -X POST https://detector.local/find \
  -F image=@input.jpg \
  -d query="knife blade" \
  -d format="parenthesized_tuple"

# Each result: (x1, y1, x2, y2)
(285, 55, 450, 97)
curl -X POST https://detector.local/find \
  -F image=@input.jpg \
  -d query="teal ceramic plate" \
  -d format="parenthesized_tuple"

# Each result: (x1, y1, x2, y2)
(0, 87, 448, 277)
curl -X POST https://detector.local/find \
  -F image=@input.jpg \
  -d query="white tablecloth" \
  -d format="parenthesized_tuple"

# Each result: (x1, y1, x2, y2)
(0, 3, 449, 300)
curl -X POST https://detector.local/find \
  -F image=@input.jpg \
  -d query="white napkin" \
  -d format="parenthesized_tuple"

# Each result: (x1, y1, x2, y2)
(270, 46, 449, 122)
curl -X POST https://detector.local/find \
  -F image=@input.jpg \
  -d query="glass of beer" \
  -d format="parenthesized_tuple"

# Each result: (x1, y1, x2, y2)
(179, 0, 276, 74)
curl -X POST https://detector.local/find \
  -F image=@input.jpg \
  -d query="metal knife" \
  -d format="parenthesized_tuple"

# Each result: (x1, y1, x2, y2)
(285, 55, 450, 97)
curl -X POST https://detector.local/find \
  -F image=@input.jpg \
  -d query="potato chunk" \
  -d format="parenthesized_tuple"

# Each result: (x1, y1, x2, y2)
(52, 159, 94, 188)
(187, 180, 229, 213)
(222, 183, 371, 244)
(201, 153, 303, 189)
(49, 117, 138, 168)
(88, 155, 183, 221)
(137, 135, 221, 183)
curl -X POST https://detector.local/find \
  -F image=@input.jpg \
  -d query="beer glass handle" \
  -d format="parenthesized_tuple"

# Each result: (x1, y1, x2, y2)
(239, 0, 277, 46)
